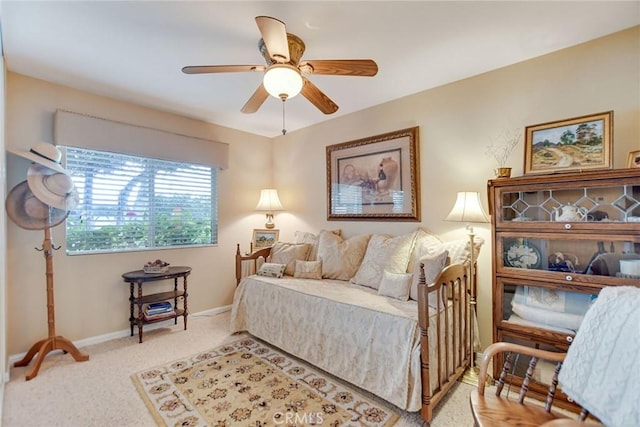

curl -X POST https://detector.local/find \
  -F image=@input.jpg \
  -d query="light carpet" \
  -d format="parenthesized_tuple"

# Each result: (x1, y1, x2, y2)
(2, 311, 475, 426)
(133, 337, 398, 426)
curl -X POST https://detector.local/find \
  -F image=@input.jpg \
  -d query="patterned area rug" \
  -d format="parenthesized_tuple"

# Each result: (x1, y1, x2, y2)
(132, 337, 399, 426)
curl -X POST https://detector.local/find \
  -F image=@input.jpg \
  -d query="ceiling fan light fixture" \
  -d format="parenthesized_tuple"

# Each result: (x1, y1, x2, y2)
(263, 64, 303, 100)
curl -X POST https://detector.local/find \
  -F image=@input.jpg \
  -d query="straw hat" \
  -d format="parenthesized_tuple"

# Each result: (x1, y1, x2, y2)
(5, 181, 69, 230)
(27, 164, 78, 211)
(8, 142, 67, 174)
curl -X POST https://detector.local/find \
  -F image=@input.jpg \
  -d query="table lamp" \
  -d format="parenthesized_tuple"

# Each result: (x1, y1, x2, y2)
(255, 188, 283, 229)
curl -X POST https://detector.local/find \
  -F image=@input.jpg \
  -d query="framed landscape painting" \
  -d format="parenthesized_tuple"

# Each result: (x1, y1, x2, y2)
(326, 127, 420, 221)
(252, 229, 279, 250)
(524, 111, 612, 175)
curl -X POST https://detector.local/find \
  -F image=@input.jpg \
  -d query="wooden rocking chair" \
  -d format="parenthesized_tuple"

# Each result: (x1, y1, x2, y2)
(469, 342, 602, 427)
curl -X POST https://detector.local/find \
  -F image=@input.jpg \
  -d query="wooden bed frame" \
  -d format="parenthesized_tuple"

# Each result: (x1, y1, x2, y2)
(235, 244, 472, 424)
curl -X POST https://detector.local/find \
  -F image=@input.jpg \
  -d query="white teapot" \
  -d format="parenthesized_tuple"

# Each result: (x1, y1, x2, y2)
(554, 205, 587, 222)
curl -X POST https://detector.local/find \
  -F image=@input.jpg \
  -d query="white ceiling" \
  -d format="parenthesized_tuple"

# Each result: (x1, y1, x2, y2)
(1, 1, 639, 138)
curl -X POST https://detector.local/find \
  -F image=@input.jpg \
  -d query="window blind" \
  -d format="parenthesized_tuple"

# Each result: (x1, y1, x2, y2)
(65, 146, 217, 254)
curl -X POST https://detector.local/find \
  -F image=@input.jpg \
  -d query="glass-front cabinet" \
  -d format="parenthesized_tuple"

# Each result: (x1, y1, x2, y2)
(488, 168, 640, 408)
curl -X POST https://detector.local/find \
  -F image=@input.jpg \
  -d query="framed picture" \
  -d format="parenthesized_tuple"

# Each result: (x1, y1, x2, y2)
(326, 126, 420, 221)
(524, 111, 613, 175)
(252, 229, 279, 250)
(627, 150, 640, 168)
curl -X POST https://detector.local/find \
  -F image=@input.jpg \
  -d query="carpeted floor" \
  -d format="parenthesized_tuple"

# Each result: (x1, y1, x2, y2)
(2, 311, 475, 426)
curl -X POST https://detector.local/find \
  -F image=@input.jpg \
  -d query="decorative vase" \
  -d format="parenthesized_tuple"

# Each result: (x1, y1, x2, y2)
(495, 167, 512, 178)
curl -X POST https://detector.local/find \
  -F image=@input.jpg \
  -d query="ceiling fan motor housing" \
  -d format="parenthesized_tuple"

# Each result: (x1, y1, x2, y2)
(259, 33, 305, 65)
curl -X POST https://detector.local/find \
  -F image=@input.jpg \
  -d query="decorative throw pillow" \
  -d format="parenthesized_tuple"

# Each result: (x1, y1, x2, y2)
(351, 231, 417, 290)
(294, 229, 341, 261)
(268, 242, 311, 276)
(430, 236, 485, 266)
(293, 260, 323, 280)
(317, 230, 370, 280)
(406, 228, 444, 273)
(256, 263, 286, 278)
(410, 250, 449, 303)
(378, 270, 413, 301)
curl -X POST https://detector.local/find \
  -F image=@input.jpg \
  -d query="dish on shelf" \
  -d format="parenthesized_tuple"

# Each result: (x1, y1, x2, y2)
(504, 241, 542, 269)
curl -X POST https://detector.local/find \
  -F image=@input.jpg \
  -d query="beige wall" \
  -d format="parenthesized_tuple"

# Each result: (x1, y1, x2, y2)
(272, 26, 640, 348)
(3, 26, 638, 357)
(5, 73, 273, 356)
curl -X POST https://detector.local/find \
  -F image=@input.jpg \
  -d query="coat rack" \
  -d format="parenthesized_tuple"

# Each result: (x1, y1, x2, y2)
(13, 227, 89, 380)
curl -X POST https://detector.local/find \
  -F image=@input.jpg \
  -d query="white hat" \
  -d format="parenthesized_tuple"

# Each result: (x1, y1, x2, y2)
(27, 164, 78, 211)
(9, 142, 67, 174)
(5, 181, 68, 230)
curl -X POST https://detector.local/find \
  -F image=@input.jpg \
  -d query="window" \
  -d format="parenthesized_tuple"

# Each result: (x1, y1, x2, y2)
(64, 146, 216, 254)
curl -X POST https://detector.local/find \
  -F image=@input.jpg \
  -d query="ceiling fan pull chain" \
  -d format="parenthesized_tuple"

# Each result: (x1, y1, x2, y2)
(281, 98, 287, 135)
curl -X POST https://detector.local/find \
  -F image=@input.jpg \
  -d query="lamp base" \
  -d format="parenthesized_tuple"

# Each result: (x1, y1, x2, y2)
(264, 212, 275, 229)
(461, 365, 493, 387)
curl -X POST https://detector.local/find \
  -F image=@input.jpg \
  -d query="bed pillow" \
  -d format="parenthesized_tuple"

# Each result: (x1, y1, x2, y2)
(268, 242, 311, 276)
(407, 228, 444, 273)
(294, 229, 342, 261)
(410, 250, 449, 303)
(351, 231, 417, 290)
(293, 260, 323, 280)
(317, 230, 370, 280)
(378, 270, 413, 301)
(256, 263, 286, 278)
(432, 236, 485, 266)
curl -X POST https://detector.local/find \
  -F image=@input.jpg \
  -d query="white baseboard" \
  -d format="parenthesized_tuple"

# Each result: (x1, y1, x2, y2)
(5, 305, 231, 381)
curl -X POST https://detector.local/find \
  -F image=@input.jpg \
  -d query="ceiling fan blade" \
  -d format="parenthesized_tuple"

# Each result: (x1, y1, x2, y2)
(182, 65, 265, 74)
(255, 16, 290, 63)
(301, 77, 338, 115)
(241, 84, 269, 114)
(299, 59, 378, 77)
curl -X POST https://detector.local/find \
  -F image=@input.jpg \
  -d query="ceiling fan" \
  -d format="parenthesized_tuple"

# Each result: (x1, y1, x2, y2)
(182, 16, 378, 116)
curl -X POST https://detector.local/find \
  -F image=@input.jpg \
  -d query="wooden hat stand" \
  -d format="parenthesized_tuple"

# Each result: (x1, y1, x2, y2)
(13, 227, 89, 380)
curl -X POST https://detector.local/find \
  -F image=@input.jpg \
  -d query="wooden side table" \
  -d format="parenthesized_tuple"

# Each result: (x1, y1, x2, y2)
(122, 266, 191, 343)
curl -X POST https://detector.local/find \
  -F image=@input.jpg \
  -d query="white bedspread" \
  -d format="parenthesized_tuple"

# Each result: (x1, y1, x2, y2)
(558, 286, 640, 427)
(230, 275, 433, 411)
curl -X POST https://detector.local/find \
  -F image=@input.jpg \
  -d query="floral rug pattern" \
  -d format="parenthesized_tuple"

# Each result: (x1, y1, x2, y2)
(132, 337, 399, 426)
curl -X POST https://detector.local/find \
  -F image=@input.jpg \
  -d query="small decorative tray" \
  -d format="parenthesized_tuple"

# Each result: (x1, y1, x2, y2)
(143, 266, 169, 274)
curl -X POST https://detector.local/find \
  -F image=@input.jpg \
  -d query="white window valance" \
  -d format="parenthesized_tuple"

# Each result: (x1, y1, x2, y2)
(53, 110, 229, 169)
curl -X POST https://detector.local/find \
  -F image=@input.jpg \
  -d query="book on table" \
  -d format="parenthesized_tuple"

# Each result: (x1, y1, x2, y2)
(144, 301, 173, 316)
(143, 310, 176, 321)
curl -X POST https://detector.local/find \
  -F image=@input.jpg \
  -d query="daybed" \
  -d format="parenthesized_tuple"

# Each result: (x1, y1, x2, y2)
(230, 229, 480, 424)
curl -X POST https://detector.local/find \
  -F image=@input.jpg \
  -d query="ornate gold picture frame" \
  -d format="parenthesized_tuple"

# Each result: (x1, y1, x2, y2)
(326, 127, 420, 221)
(524, 111, 612, 175)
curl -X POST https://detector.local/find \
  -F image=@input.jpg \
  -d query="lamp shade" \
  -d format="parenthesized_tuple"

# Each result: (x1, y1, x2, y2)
(445, 191, 490, 223)
(255, 189, 284, 212)
(263, 64, 303, 100)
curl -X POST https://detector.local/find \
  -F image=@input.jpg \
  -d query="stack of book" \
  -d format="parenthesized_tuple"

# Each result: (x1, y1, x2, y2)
(143, 301, 175, 321)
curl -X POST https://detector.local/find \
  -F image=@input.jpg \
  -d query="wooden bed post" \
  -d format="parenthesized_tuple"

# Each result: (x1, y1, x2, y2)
(235, 244, 273, 285)
(235, 244, 242, 286)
